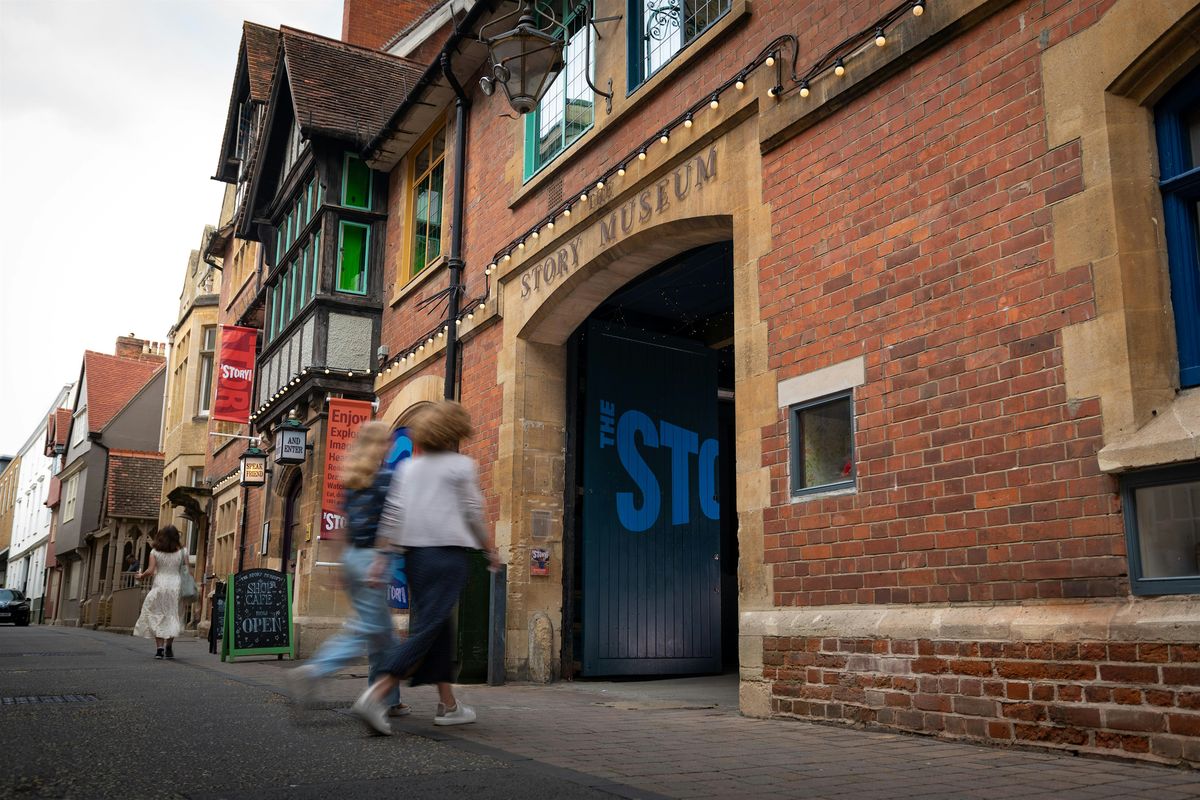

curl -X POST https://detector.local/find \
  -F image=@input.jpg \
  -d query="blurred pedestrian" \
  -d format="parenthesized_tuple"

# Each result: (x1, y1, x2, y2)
(132, 525, 188, 660)
(351, 401, 499, 735)
(288, 422, 406, 716)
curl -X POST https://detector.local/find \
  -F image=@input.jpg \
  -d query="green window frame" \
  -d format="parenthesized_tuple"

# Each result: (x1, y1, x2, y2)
(311, 231, 321, 296)
(524, 1, 595, 180)
(298, 247, 309, 306)
(337, 221, 370, 295)
(409, 127, 446, 276)
(269, 283, 280, 339)
(282, 272, 292, 328)
(342, 153, 373, 209)
(291, 259, 302, 317)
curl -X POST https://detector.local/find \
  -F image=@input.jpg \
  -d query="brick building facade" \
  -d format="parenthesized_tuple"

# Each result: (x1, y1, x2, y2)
(209, 0, 1200, 765)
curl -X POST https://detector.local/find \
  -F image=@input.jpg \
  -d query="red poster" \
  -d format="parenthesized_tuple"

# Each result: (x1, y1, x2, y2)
(212, 325, 258, 424)
(320, 398, 374, 537)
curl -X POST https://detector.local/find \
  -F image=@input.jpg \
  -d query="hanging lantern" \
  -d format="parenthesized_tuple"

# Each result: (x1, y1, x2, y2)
(239, 445, 268, 487)
(273, 410, 309, 466)
(478, 0, 566, 114)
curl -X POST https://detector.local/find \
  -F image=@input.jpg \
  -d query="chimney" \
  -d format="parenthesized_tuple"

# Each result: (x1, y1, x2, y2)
(342, 0, 427, 50)
(114, 335, 166, 364)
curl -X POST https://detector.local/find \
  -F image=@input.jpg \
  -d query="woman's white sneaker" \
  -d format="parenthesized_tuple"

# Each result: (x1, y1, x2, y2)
(351, 689, 393, 735)
(433, 702, 477, 726)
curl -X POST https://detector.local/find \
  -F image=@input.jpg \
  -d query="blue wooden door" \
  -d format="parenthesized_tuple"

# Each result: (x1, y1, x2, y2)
(581, 321, 722, 676)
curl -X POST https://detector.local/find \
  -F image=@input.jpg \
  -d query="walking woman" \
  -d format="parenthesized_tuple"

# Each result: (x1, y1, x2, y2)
(132, 525, 187, 659)
(351, 401, 498, 735)
(288, 422, 405, 715)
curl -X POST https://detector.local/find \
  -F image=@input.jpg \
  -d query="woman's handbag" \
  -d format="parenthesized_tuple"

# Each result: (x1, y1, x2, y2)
(180, 550, 199, 601)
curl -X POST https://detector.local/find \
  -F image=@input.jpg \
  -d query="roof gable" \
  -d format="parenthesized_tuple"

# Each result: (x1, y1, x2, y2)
(215, 22, 281, 183)
(81, 352, 165, 433)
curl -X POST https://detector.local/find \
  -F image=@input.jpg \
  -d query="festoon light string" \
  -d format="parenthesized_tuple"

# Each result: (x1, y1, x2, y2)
(370, 0, 929, 386)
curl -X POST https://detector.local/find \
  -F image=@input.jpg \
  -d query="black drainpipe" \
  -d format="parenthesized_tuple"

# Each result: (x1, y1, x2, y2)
(441, 50, 470, 401)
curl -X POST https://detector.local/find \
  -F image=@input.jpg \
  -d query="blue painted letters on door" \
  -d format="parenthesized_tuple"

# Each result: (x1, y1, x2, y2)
(602, 405, 719, 532)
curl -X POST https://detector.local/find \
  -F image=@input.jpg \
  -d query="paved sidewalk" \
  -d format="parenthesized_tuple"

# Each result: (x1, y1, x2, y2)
(192, 635, 1200, 799)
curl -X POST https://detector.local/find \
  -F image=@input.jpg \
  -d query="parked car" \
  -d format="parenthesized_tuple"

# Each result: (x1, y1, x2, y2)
(0, 589, 31, 626)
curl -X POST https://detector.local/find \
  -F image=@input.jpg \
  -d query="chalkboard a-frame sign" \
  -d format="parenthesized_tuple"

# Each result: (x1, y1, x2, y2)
(221, 568, 295, 661)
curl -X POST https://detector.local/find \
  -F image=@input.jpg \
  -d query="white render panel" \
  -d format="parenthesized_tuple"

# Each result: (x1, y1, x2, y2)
(301, 317, 314, 370)
(327, 313, 371, 371)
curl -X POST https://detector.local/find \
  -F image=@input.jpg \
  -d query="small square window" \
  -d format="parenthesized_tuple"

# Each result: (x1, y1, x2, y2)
(789, 391, 855, 497)
(1121, 463, 1200, 595)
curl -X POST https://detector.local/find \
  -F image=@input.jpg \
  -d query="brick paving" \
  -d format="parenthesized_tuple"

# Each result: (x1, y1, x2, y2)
(200, 644, 1200, 799)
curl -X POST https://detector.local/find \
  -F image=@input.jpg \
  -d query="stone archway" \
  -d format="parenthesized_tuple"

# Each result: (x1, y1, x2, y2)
(491, 120, 779, 683)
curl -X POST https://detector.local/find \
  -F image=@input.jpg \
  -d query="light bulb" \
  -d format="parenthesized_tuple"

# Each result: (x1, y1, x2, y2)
(531, 229, 539, 239)
(347, 371, 353, 377)
(443, 325, 449, 333)
(799, 81, 810, 98)
(563, 206, 571, 217)
(767, 86, 777, 98)
(596, 180, 604, 190)
(467, 312, 474, 321)
(518, 241, 525, 250)
(735, 79, 745, 90)
(834, 59, 845, 76)
(547, 219, 555, 229)
(477, 302, 485, 311)
(580, 192, 588, 202)
(912, 0, 924, 15)
(683, 116, 693, 128)
(427, 337, 434, 345)
(766, 55, 775, 67)
(617, 166, 625, 176)
(324, 368, 330, 374)
(503, 253, 511, 262)
(637, 150, 646, 161)
(418, 344, 424, 352)
(875, 28, 886, 46)
(709, 97, 719, 110)
(660, 133, 669, 145)
(456, 318, 462, 326)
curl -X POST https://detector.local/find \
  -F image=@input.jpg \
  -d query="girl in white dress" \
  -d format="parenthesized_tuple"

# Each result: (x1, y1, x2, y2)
(133, 525, 187, 660)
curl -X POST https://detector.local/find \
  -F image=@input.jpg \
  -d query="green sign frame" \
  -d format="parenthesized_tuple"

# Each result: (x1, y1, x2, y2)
(221, 571, 295, 662)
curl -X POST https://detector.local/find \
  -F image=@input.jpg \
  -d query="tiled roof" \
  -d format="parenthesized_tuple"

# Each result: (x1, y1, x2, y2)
(244, 22, 280, 102)
(52, 409, 70, 448)
(82, 352, 164, 433)
(105, 450, 164, 520)
(280, 27, 425, 147)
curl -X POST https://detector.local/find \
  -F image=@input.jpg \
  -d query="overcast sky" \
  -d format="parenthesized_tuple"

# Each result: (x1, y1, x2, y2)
(0, 0, 342, 456)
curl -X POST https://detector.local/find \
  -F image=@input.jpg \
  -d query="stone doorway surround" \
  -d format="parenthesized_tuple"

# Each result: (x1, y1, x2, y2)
(491, 113, 777, 687)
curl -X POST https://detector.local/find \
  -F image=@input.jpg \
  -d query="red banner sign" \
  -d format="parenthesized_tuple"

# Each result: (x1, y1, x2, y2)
(212, 325, 257, 424)
(320, 398, 374, 537)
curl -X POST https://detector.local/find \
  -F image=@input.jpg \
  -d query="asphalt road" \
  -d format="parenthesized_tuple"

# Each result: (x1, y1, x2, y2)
(0, 626, 643, 800)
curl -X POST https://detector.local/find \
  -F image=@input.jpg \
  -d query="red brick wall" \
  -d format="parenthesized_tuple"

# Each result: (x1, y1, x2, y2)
(765, 636, 1200, 766)
(758, 0, 1125, 607)
(342, 0, 429, 51)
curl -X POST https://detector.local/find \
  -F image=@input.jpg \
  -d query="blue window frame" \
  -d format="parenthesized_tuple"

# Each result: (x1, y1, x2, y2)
(788, 390, 855, 497)
(1120, 463, 1200, 596)
(626, 0, 731, 92)
(1156, 66, 1200, 388)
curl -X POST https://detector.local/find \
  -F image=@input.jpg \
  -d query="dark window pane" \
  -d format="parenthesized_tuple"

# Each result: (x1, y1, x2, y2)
(1135, 480, 1200, 579)
(797, 396, 853, 490)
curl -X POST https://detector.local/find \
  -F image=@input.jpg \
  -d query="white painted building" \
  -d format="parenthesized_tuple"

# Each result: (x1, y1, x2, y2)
(7, 384, 73, 618)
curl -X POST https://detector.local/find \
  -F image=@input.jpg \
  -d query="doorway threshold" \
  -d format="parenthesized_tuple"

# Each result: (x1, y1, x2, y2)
(559, 672, 739, 712)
